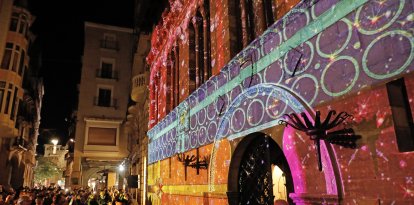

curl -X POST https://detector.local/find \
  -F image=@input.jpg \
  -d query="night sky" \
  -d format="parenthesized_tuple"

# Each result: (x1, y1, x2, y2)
(30, 0, 134, 147)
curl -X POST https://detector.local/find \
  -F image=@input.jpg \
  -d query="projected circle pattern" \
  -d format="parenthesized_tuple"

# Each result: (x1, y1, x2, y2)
(148, 0, 414, 164)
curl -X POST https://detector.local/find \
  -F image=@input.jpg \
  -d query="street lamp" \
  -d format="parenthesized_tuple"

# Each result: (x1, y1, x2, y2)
(51, 139, 59, 154)
(118, 164, 125, 172)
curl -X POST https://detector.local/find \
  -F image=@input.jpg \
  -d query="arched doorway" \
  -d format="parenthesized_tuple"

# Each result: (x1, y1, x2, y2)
(228, 133, 294, 205)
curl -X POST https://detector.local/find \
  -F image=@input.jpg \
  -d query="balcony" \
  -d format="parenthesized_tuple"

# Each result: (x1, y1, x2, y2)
(96, 69, 118, 80)
(100, 40, 119, 50)
(93, 97, 118, 109)
(131, 72, 149, 102)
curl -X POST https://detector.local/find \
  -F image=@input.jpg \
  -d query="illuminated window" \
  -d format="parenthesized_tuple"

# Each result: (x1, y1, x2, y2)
(386, 78, 414, 152)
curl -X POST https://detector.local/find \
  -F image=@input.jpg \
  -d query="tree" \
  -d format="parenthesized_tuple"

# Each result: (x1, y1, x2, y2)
(34, 157, 61, 185)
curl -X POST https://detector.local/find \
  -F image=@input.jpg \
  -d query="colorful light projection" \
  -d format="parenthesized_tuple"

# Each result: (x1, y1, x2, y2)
(148, 0, 414, 164)
(147, 0, 414, 202)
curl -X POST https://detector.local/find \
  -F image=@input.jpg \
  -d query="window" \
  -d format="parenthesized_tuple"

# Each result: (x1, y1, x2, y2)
(203, 0, 212, 80)
(166, 54, 172, 113)
(188, 23, 197, 93)
(1, 43, 22, 72)
(101, 33, 118, 50)
(196, 11, 206, 84)
(101, 62, 113, 78)
(173, 45, 180, 107)
(0, 81, 5, 113)
(18, 50, 25, 76)
(155, 74, 160, 121)
(245, 0, 255, 42)
(9, 13, 18, 32)
(229, 0, 243, 56)
(387, 78, 414, 152)
(9, 12, 29, 36)
(98, 58, 116, 79)
(15, 99, 23, 128)
(230, 0, 300, 50)
(12, 46, 20, 72)
(188, 6, 211, 95)
(1, 43, 13, 69)
(98, 88, 112, 107)
(18, 15, 27, 35)
(263, 0, 275, 27)
(10, 87, 18, 120)
(229, 0, 255, 49)
(4, 84, 13, 114)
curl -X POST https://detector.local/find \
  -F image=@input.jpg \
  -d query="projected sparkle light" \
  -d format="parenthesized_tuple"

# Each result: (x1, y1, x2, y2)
(145, 0, 414, 204)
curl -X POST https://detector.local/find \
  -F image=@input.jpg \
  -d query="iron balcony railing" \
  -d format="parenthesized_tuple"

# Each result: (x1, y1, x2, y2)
(93, 97, 118, 109)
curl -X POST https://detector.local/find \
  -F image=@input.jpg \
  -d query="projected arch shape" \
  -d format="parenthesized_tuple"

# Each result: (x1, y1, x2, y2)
(208, 83, 343, 201)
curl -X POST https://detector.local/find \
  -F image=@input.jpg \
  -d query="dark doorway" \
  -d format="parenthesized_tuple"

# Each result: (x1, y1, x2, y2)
(228, 133, 294, 205)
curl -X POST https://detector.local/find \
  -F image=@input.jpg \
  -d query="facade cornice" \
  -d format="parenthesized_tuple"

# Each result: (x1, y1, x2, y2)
(85, 21, 133, 33)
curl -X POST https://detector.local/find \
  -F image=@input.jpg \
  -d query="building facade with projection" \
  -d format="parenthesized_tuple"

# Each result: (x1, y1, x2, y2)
(71, 22, 134, 189)
(145, 0, 414, 204)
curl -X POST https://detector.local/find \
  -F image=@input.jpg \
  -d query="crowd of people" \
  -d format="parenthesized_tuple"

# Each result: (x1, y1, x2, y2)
(0, 185, 137, 205)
